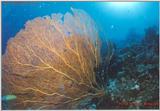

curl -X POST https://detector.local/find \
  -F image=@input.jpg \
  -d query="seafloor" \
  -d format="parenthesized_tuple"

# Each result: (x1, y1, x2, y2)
(77, 26, 159, 109)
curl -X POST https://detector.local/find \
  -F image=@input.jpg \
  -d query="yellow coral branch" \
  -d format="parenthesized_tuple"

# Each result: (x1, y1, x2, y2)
(23, 87, 73, 99)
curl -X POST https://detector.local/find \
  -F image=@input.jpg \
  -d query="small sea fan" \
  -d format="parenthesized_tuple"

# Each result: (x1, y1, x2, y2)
(2, 8, 108, 109)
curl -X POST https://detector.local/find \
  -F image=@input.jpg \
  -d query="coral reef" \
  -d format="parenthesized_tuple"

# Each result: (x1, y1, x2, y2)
(102, 26, 159, 109)
(2, 7, 159, 109)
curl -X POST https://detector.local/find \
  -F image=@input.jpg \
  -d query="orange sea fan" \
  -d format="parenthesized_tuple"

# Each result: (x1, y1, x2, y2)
(2, 8, 105, 109)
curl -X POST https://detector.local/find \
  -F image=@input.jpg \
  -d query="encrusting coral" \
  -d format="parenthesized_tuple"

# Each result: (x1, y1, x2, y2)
(2, 8, 113, 109)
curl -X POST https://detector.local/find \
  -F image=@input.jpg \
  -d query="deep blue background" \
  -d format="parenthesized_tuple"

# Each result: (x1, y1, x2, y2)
(2, 2, 159, 54)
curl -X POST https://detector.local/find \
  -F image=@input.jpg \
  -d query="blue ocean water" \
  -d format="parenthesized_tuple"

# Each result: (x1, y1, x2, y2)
(1, 2, 160, 110)
(2, 2, 159, 54)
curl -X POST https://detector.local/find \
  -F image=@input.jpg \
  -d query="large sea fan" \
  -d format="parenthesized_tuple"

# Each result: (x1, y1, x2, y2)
(2, 8, 113, 109)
